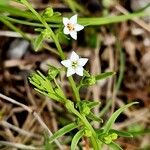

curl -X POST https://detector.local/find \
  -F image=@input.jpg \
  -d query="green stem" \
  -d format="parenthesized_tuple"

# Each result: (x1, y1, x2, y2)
(21, 0, 80, 102)
(70, 107, 100, 150)
(0, 15, 60, 28)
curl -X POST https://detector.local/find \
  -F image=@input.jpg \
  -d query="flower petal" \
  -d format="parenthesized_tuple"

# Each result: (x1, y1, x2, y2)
(63, 27, 70, 34)
(75, 66, 83, 76)
(70, 31, 77, 40)
(63, 17, 69, 26)
(67, 67, 75, 77)
(70, 14, 77, 24)
(75, 24, 84, 31)
(78, 58, 88, 66)
(70, 51, 79, 62)
(61, 59, 72, 67)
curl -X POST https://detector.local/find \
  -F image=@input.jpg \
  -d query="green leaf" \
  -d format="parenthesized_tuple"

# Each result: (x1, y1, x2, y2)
(87, 112, 103, 122)
(33, 33, 44, 51)
(34, 88, 61, 102)
(48, 122, 79, 144)
(108, 142, 123, 150)
(95, 72, 115, 81)
(103, 102, 138, 133)
(110, 129, 133, 138)
(77, 100, 100, 110)
(71, 130, 84, 150)
(86, 101, 100, 109)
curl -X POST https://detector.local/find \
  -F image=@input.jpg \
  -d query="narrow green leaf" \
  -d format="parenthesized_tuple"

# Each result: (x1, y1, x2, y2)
(33, 33, 44, 51)
(87, 101, 100, 109)
(103, 102, 138, 133)
(110, 129, 133, 138)
(108, 142, 123, 150)
(48, 122, 79, 144)
(95, 72, 115, 81)
(34, 88, 61, 102)
(71, 130, 84, 150)
(87, 112, 103, 122)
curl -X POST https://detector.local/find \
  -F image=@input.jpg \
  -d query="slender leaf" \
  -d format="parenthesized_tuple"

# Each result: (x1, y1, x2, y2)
(87, 101, 100, 109)
(71, 130, 84, 150)
(48, 122, 79, 144)
(95, 72, 115, 81)
(103, 102, 138, 133)
(33, 33, 44, 51)
(87, 112, 103, 122)
(108, 142, 123, 150)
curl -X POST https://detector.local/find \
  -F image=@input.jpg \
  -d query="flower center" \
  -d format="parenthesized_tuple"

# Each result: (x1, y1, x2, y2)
(67, 23, 75, 31)
(72, 61, 78, 68)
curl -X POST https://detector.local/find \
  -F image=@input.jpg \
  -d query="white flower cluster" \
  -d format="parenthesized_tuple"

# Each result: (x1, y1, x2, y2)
(62, 15, 87, 77)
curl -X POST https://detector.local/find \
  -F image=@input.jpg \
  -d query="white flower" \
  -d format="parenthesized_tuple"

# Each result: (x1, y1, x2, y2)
(61, 51, 88, 77)
(63, 14, 84, 40)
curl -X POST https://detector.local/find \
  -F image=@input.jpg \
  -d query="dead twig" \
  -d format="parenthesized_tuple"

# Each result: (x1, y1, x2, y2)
(0, 93, 63, 150)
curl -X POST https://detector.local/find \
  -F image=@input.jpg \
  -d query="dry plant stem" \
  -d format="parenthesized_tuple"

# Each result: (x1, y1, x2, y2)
(0, 141, 43, 150)
(22, 97, 48, 143)
(115, 4, 150, 33)
(0, 93, 62, 150)
(46, 98, 58, 132)
(1, 120, 40, 139)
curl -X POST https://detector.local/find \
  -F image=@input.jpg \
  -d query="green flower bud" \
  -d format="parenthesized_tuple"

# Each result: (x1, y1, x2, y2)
(43, 7, 53, 17)
(83, 76, 96, 86)
(110, 133, 118, 140)
(103, 136, 112, 144)
(48, 68, 59, 80)
(82, 104, 90, 115)
(84, 129, 92, 137)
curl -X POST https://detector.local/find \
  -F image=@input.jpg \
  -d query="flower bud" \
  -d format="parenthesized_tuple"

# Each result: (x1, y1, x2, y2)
(110, 133, 118, 140)
(103, 136, 112, 144)
(83, 76, 96, 86)
(48, 68, 59, 80)
(84, 129, 92, 137)
(43, 7, 53, 17)
(82, 104, 90, 115)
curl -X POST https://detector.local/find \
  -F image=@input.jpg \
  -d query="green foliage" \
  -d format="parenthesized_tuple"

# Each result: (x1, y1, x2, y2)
(108, 142, 123, 150)
(47, 65, 60, 80)
(29, 71, 65, 102)
(33, 32, 44, 51)
(48, 122, 79, 144)
(42, 7, 54, 18)
(71, 130, 84, 150)
(110, 129, 133, 138)
(95, 72, 115, 81)
(103, 102, 138, 134)
(2, 1, 148, 150)
(79, 72, 115, 88)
